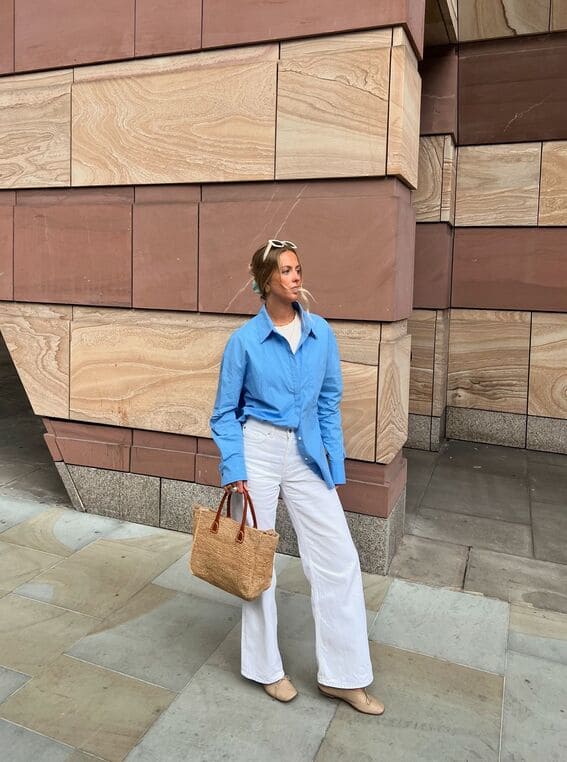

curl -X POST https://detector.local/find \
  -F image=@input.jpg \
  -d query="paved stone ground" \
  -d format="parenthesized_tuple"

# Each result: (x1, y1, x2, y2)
(1, 335, 567, 760)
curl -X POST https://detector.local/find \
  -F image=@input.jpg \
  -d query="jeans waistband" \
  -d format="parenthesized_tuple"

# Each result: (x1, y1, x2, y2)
(244, 417, 295, 438)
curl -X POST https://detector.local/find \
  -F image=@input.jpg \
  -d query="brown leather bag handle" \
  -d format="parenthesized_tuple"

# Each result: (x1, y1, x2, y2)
(211, 485, 258, 543)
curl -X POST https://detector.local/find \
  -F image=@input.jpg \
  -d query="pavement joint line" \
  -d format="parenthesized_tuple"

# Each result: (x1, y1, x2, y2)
(368, 640, 508, 678)
(61, 652, 179, 693)
(6, 591, 103, 621)
(0, 717, 83, 754)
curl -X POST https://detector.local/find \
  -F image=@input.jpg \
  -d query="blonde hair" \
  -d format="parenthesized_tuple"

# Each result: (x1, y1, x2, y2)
(249, 242, 313, 308)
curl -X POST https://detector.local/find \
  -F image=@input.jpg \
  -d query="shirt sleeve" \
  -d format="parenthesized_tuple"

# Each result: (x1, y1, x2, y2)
(209, 333, 248, 486)
(317, 324, 347, 485)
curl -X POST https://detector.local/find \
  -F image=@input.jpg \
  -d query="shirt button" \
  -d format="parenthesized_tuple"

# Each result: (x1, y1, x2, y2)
(304, 457, 308, 461)
(298, 436, 302, 440)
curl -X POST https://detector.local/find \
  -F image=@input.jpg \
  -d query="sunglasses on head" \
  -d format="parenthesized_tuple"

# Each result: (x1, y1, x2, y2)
(262, 239, 297, 262)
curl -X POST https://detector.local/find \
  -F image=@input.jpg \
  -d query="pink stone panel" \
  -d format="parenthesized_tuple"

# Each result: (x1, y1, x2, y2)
(413, 223, 453, 309)
(15, 0, 135, 71)
(199, 179, 414, 322)
(133, 202, 198, 311)
(135, 0, 201, 56)
(131, 446, 196, 481)
(420, 45, 457, 138)
(50, 421, 132, 445)
(0, 0, 14, 74)
(14, 204, 132, 306)
(203, 0, 425, 58)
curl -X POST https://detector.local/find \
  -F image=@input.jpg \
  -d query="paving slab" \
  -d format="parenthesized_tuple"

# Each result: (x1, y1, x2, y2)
(421, 465, 530, 523)
(528, 461, 567, 504)
(0, 594, 97, 676)
(531, 500, 567, 564)
(0, 460, 39, 488)
(126, 662, 336, 762)
(0, 540, 62, 595)
(501, 651, 567, 762)
(0, 655, 175, 762)
(370, 579, 508, 674)
(0, 507, 121, 557)
(0, 667, 29, 703)
(14, 539, 181, 618)
(68, 583, 240, 691)
(508, 604, 567, 665)
(0, 464, 71, 506)
(388, 534, 468, 589)
(0, 498, 51, 533)
(0, 720, 94, 762)
(409, 506, 533, 557)
(465, 548, 567, 613)
(404, 448, 437, 513)
(438, 439, 529, 478)
(316, 642, 503, 762)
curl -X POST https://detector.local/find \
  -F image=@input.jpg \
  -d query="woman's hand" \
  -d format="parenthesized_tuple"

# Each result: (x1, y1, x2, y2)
(224, 480, 247, 494)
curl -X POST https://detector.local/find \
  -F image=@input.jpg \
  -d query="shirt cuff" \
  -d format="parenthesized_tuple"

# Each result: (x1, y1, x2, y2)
(328, 457, 346, 486)
(220, 458, 248, 487)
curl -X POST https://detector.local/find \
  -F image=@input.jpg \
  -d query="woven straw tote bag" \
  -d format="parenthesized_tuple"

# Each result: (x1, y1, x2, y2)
(190, 485, 279, 601)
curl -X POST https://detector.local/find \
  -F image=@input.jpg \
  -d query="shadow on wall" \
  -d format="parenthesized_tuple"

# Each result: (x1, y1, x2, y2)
(0, 332, 71, 506)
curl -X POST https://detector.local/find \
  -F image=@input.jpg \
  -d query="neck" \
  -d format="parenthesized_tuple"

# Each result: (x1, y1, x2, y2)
(265, 298, 296, 326)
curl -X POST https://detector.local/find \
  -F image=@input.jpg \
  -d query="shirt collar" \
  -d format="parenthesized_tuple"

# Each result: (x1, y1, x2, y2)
(255, 302, 317, 343)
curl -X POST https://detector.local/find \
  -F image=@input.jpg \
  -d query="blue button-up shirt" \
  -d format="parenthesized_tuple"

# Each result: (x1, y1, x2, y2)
(210, 302, 346, 489)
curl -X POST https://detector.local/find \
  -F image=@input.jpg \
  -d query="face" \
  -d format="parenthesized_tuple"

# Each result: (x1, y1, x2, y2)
(267, 250, 302, 304)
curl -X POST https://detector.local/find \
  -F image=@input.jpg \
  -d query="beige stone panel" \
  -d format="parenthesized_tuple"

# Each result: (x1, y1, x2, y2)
(529, 312, 567, 419)
(381, 320, 408, 341)
(432, 309, 450, 417)
(387, 35, 421, 189)
(539, 141, 567, 225)
(73, 43, 279, 82)
(0, 302, 71, 319)
(341, 362, 378, 462)
(460, 0, 550, 41)
(413, 136, 444, 222)
(447, 309, 531, 414)
(552, 0, 567, 29)
(455, 143, 541, 226)
(408, 310, 436, 416)
(280, 29, 392, 57)
(70, 313, 247, 435)
(0, 311, 70, 418)
(441, 0, 459, 41)
(0, 70, 71, 188)
(376, 333, 411, 463)
(441, 136, 457, 224)
(72, 61, 277, 185)
(276, 47, 390, 179)
(329, 320, 381, 365)
(71, 306, 245, 331)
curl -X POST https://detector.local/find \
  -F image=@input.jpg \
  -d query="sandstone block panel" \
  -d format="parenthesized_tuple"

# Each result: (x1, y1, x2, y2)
(539, 141, 567, 225)
(413, 223, 453, 309)
(408, 310, 435, 416)
(70, 309, 246, 437)
(455, 144, 540, 226)
(14, 204, 132, 306)
(387, 35, 422, 189)
(453, 228, 567, 312)
(0, 71, 71, 188)
(15, 0, 135, 71)
(0, 303, 71, 418)
(199, 180, 414, 322)
(276, 47, 389, 179)
(448, 309, 531, 414)
(413, 136, 444, 221)
(72, 52, 278, 185)
(552, 0, 567, 29)
(135, 0, 201, 57)
(529, 313, 567, 420)
(133, 201, 198, 310)
(459, 33, 567, 144)
(202, 0, 426, 58)
(376, 329, 411, 463)
(459, 0, 550, 41)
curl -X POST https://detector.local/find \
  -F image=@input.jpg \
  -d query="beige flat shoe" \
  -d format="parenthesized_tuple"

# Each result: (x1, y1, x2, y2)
(318, 684, 385, 715)
(263, 675, 298, 703)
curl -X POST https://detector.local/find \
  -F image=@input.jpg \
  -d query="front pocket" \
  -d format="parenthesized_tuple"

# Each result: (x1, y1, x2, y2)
(242, 423, 272, 443)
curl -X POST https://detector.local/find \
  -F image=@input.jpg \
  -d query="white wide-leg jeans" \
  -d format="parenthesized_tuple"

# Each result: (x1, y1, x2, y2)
(234, 417, 373, 689)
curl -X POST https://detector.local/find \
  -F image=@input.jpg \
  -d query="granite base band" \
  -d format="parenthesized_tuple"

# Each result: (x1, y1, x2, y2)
(446, 408, 527, 449)
(56, 466, 405, 575)
(407, 413, 445, 452)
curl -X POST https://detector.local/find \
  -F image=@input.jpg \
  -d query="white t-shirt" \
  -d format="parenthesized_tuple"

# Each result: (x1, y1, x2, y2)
(274, 313, 301, 353)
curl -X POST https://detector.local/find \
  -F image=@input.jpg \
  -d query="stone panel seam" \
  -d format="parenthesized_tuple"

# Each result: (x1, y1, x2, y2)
(536, 140, 543, 225)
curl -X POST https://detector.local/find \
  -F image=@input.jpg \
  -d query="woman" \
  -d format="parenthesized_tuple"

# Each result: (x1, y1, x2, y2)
(210, 239, 384, 715)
